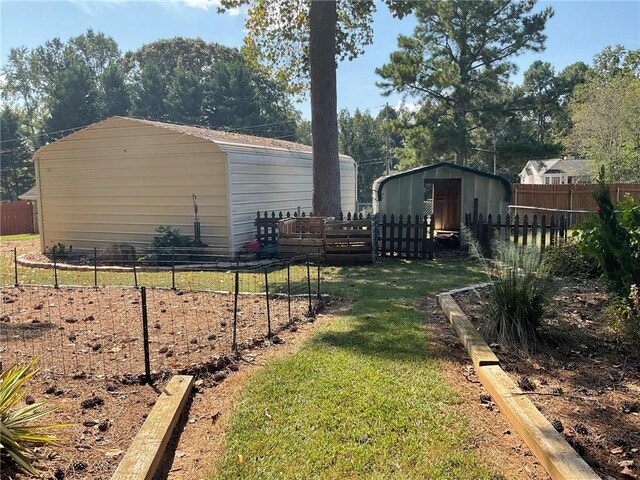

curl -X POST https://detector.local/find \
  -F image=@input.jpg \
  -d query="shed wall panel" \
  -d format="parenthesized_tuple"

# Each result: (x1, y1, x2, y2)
(228, 149, 356, 251)
(37, 118, 230, 253)
(377, 165, 509, 227)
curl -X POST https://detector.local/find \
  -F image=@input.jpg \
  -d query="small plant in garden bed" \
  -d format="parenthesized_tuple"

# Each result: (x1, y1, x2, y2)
(0, 358, 66, 476)
(468, 234, 555, 350)
(541, 240, 601, 279)
(149, 225, 195, 266)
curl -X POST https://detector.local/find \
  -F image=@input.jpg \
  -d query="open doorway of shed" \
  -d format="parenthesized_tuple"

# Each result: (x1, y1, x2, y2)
(425, 178, 461, 246)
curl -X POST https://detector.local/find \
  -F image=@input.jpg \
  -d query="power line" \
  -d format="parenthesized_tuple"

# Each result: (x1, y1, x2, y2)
(0, 117, 301, 146)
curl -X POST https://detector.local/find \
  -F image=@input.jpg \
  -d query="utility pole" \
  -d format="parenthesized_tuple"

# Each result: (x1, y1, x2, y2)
(493, 138, 497, 175)
(385, 102, 390, 176)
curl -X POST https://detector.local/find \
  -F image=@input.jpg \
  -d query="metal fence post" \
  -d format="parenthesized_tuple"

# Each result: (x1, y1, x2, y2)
(287, 263, 291, 321)
(316, 249, 321, 301)
(306, 254, 312, 316)
(264, 267, 272, 338)
(232, 270, 239, 353)
(131, 246, 138, 288)
(140, 287, 152, 384)
(13, 247, 18, 287)
(52, 246, 59, 289)
(171, 246, 176, 290)
(93, 247, 98, 288)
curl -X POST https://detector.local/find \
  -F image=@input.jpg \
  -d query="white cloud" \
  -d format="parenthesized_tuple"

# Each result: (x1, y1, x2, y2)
(393, 100, 421, 114)
(69, 0, 246, 16)
(69, 0, 128, 17)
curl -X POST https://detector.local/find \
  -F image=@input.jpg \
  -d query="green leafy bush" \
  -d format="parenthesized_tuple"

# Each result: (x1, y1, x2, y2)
(152, 226, 193, 250)
(469, 236, 555, 350)
(151, 226, 193, 265)
(541, 240, 601, 278)
(605, 285, 640, 346)
(1, 359, 66, 475)
(574, 170, 640, 299)
(573, 168, 640, 344)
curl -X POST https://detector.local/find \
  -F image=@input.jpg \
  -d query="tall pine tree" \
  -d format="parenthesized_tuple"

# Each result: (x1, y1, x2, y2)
(44, 53, 100, 141)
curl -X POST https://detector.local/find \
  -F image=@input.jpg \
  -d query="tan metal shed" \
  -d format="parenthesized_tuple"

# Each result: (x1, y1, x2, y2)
(33, 117, 357, 255)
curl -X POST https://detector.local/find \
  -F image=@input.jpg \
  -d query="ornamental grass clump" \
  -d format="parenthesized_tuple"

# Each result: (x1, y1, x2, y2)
(469, 235, 555, 350)
(0, 358, 66, 476)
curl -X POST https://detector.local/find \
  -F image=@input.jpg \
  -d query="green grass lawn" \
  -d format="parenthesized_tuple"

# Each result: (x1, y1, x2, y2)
(0, 234, 311, 292)
(211, 259, 496, 480)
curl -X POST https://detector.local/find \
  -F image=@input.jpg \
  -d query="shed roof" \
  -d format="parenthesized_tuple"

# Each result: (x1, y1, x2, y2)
(519, 158, 589, 178)
(19, 186, 38, 201)
(373, 162, 512, 200)
(34, 116, 354, 162)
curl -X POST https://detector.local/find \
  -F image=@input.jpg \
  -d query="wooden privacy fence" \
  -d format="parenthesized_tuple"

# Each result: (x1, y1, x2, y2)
(465, 212, 569, 253)
(0, 201, 34, 235)
(378, 214, 435, 260)
(511, 183, 640, 225)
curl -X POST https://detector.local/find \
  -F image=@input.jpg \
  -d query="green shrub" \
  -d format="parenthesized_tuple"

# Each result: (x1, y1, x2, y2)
(605, 285, 640, 346)
(152, 226, 193, 250)
(573, 168, 640, 299)
(469, 236, 555, 350)
(573, 168, 640, 343)
(0, 359, 66, 475)
(151, 226, 194, 266)
(541, 240, 601, 278)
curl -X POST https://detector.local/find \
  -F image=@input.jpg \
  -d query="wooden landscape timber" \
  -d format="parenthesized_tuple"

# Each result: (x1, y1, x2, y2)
(111, 375, 194, 480)
(437, 293, 499, 368)
(437, 288, 599, 480)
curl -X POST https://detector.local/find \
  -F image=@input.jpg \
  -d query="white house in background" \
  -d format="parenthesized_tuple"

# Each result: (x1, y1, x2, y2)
(519, 158, 591, 185)
(31, 116, 357, 255)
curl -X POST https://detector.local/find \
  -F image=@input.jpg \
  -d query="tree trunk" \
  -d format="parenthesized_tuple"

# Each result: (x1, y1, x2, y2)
(309, 0, 341, 217)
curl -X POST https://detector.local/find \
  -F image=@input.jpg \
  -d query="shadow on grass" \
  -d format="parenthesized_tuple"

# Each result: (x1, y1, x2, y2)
(311, 258, 484, 363)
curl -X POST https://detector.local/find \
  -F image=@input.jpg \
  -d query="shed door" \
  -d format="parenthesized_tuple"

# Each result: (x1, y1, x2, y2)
(427, 179, 461, 231)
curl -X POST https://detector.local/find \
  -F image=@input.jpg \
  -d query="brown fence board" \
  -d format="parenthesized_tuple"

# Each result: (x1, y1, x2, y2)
(511, 183, 640, 225)
(0, 201, 34, 236)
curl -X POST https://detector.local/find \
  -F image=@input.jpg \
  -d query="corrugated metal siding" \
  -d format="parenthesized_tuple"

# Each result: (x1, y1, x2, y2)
(379, 166, 509, 222)
(37, 117, 230, 252)
(227, 148, 356, 251)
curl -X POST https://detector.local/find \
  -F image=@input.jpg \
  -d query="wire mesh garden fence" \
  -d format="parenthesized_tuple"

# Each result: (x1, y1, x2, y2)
(0, 253, 323, 383)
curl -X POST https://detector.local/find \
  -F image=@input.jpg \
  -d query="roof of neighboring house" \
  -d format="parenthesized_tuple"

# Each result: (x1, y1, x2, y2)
(520, 158, 590, 178)
(19, 186, 38, 201)
(373, 162, 512, 200)
(34, 116, 353, 162)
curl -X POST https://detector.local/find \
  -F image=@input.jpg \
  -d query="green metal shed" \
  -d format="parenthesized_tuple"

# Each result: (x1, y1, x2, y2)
(373, 162, 511, 233)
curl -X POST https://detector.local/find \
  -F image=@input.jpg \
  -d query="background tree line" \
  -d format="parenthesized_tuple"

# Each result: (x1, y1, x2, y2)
(0, 32, 305, 201)
(2, 4, 639, 205)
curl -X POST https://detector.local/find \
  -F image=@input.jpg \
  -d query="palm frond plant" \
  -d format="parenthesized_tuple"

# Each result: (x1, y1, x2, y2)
(0, 358, 67, 476)
(466, 230, 555, 351)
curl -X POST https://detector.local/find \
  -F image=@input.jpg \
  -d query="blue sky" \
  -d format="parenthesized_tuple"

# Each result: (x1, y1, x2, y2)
(1, 0, 639, 118)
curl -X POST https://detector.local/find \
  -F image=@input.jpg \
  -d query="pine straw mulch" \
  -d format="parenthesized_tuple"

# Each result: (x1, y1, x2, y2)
(450, 278, 640, 480)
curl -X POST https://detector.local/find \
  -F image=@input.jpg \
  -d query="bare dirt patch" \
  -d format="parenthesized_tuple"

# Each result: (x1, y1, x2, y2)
(451, 279, 640, 480)
(0, 285, 316, 479)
